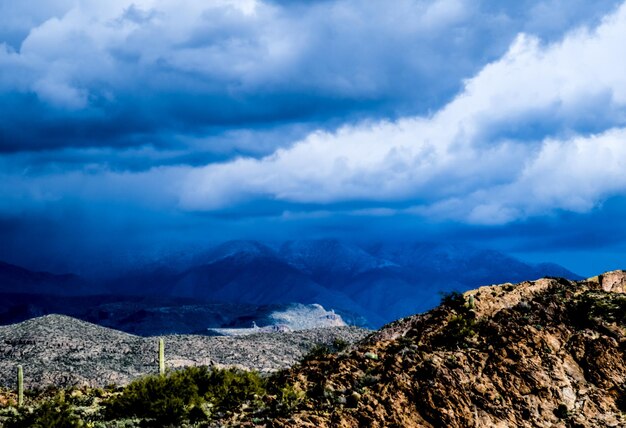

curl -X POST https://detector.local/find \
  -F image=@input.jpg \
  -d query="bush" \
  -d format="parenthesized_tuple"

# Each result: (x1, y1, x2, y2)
(435, 291, 479, 349)
(5, 395, 81, 428)
(201, 368, 266, 412)
(440, 291, 467, 311)
(300, 339, 350, 364)
(439, 314, 478, 348)
(569, 292, 626, 329)
(274, 384, 306, 415)
(104, 366, 267, 425)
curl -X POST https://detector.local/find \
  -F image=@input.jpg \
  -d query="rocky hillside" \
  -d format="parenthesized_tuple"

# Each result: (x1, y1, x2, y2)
(265, 271, 626, 427)
(0, 315, 368, 389)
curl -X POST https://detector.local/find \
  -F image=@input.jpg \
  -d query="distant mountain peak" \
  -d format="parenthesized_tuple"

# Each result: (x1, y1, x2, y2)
(280, 239, 396, 276)
(202, 240, 277, 263)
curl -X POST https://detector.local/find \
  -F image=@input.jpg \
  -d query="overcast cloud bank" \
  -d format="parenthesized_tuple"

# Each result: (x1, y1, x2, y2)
(1, 0, 626, 274)
(182, 4, 626, 224)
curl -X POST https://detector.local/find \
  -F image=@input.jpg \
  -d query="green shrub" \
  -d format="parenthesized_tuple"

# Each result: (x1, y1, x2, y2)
(300, 344, 333, 363)
(104, 370, 196, 425)
(104, 366, 266, 425)
(300, 339, 350, 364)
(570, 292, 626, 329)
(201, 368, 266, 412)
(436, 291, 479, 349)
(274, 384, 306, 415)
(440, 291, 466, 311)
(5, 395, 81, 428)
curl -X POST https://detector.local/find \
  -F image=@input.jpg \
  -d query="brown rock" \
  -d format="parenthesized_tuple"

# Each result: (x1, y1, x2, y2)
(267, 273, 626, 427)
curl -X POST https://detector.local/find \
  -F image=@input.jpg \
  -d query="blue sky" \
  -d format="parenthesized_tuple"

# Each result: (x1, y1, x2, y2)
(1, 0, 626, 276)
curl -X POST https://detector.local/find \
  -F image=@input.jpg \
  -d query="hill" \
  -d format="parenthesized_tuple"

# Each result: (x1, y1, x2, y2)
(264, 270, 626, 427)
(0, 261, 86, 295)
(0, 315, 368, 389)
(1, 272, 624, 427)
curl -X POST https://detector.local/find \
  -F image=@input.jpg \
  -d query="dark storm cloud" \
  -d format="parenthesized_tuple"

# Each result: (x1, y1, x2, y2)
(1, 0, 626, 276)
(0, 0, 620, 158)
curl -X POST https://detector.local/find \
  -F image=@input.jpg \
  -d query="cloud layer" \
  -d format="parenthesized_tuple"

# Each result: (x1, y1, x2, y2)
(2, 0, 626, 274)
(181, 3, 626, 224)
(0, 0, 620, 155)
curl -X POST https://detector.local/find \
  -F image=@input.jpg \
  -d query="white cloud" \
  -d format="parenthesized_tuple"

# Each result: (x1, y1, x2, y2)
(180, 2, 626, 224)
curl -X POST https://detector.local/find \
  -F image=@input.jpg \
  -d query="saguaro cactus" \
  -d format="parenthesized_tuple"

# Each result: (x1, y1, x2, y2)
(468, 295, 476, 310)
(17, 365, 23, 407)
(159, 338, 165, 376)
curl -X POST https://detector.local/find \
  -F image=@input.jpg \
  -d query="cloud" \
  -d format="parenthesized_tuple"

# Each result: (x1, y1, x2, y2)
(180, 2, 626, 224)
(414, 128, 626, 224)
(2, 0, 626, 274)
(0, 0, 620, 156)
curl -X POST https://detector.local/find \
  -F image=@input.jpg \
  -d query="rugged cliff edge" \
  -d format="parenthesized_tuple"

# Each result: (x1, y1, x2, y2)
(267, 271, 626, 427)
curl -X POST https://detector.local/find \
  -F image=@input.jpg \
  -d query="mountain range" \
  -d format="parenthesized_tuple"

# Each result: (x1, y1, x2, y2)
(0, 240, 580, 329)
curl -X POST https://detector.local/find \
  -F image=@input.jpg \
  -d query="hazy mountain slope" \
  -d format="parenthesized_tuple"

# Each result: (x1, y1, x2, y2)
(366, 241, 582, 285)
(102, 241, 278, 297)
(169, 253, 384, 326)
(279, 239, 394, 284)
(110, 240, 584, 328)
(0, 240, 581, 330)
(0, 261, 86, 295)
(278, 240, 581, 323)
(341, 267, 466, 322)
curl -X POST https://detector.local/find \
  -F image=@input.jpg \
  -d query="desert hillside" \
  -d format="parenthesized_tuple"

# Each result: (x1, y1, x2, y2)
(0, 315, 368, 388)
(267, 271, 626, 427)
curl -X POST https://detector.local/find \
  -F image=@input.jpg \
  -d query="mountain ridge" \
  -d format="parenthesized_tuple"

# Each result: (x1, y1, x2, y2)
(0, 240, 581, 329)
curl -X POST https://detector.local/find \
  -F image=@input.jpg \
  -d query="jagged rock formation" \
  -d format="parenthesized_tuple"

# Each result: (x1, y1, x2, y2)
(266, 271, 626, 427)
(0, 315, 368, 388)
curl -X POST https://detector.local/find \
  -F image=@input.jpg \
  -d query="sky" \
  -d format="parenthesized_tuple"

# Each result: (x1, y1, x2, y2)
(1, 0, 626, 276)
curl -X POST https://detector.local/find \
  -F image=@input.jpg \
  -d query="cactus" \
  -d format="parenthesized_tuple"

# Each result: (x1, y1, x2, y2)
(468, 295, 476, 310)
(159, 338, 165, 376)
(17, 365, 24, 407)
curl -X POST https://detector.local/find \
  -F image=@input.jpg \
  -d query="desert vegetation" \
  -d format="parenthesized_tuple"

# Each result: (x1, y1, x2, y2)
(0, 340, 354, 427)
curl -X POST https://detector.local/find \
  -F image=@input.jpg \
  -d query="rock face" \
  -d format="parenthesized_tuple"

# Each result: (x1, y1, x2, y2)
(588, 270, 626, 293)
(0, 315, 369, 388)
(268, 272, 626, 427)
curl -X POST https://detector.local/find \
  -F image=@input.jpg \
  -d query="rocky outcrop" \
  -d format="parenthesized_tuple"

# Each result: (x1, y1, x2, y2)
(587, 270, 626, 293)
(267, 272, 626, 427)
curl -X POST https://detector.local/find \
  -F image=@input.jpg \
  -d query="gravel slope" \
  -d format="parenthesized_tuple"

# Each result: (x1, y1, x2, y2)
(0, 314, 369, 388)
